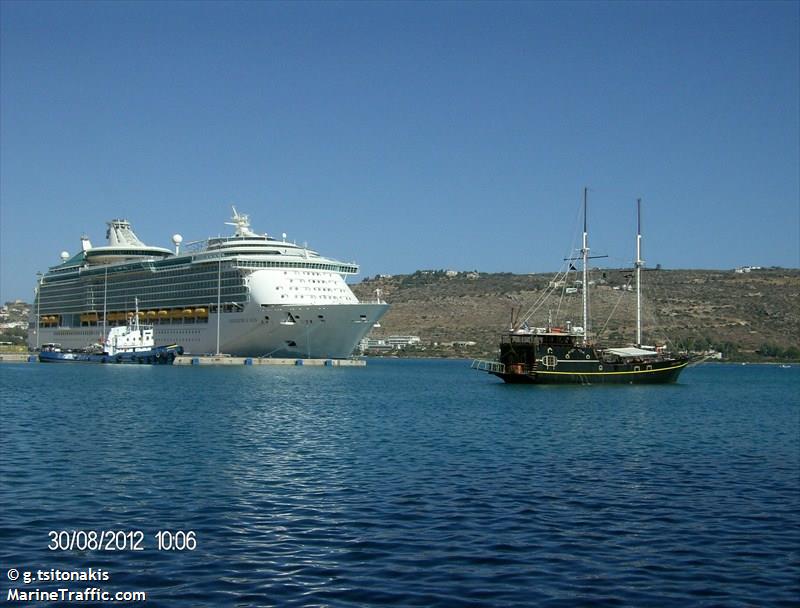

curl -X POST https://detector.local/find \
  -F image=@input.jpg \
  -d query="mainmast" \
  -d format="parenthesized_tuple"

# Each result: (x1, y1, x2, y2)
(581, 187, 590, 345)
(635, 199, 643, 346)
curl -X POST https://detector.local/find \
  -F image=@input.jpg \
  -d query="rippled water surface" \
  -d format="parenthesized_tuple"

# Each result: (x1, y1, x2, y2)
(1, 360, 798, 606)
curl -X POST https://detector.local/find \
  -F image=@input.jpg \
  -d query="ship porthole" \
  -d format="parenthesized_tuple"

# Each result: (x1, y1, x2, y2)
(586, 354, 590, 359)
(634, 366, 640, 372)
(598, 365, 603, 371)
(565, 354, 570, 359)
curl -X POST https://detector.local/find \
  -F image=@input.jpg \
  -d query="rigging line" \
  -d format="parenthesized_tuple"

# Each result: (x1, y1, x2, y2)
(518, 265, 566, 323)
(595, 273, 634, 342)
(526, 193, 584, 322)
(519, 262, 570, 325)
(554, 264, 570, 324)
(519, 251, 581, 325)
(643, 270, 676, 349)
(517, 194, 586, 327)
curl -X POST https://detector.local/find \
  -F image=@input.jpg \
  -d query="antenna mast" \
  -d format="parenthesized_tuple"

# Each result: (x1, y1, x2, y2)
(102, 267, 108, 343)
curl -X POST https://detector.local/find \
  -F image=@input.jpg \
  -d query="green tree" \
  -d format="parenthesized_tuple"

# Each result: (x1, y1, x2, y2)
(757, 343, 783, 358)
(784, 346, 800, 360)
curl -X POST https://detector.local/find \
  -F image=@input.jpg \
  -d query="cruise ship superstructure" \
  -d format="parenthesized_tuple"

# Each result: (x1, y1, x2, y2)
(28, 209, 388, 358)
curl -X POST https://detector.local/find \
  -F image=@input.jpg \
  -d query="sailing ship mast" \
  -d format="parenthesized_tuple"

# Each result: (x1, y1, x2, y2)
(581, 187, 590, 346)
(635, 199, 643, 346)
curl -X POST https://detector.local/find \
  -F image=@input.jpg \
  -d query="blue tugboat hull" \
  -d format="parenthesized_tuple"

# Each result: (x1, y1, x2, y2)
(39, 345, 183, 365)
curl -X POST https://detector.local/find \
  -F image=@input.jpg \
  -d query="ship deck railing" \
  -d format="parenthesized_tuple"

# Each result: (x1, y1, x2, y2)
(501, 333, 537, 345)
(471, 359, 506, 374)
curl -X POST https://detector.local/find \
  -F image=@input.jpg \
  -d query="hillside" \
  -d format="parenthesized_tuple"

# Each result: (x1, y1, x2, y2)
(3, 268, 797, 360)
(351, 268, 800, 360)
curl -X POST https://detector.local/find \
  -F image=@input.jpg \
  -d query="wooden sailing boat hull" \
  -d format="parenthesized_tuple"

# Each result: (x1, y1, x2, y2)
(490, 357, 691, 384)
(474, 192, 694, 387)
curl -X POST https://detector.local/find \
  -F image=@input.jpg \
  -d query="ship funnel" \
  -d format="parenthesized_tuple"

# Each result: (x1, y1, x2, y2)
(106, 219, 145, 247)
(80, 236, 93, 251)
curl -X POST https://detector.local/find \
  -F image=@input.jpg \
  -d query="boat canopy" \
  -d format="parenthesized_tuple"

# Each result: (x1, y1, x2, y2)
(606, 347, 660, 358)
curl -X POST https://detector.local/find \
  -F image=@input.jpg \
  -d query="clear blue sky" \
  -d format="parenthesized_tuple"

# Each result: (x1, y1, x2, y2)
(1, 0, 798, 302)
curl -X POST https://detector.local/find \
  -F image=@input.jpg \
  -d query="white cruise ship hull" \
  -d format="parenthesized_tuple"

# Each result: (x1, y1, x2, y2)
(33, 302, 388, 359)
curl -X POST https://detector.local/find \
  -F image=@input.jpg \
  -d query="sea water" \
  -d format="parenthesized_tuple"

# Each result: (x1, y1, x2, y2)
(1, 360, 798, 607)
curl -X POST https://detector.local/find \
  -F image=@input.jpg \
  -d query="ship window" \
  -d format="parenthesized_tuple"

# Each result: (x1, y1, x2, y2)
(646, 365, 652, 370)
(634, 366, 640, 372)
(598, 365, 603, 371)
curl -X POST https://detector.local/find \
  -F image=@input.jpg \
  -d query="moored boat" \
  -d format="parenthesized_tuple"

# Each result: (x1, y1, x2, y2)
(29, 208, 388, 358)
(39, 300, 183, 364)
(472, 190, 694, 384)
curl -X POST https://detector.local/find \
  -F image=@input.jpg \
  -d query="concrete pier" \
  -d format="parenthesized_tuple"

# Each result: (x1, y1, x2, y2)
(0, 353, 366, 367)
(174, 356, 366, 367)
(0, 353, 36, 363)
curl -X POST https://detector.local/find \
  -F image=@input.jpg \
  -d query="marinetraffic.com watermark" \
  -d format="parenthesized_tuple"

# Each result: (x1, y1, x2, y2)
(6, 568, 146, 603)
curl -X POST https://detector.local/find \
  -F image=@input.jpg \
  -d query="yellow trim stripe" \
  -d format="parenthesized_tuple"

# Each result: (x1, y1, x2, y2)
(535, 361, 690, 376)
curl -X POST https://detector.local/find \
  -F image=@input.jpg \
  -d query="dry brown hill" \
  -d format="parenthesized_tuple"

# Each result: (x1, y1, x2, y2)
(352, 268, 800, 360)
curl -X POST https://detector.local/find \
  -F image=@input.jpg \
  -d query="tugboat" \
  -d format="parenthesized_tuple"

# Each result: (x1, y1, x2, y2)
(472, 191, 694, 384)
(39, 299, 183, 364)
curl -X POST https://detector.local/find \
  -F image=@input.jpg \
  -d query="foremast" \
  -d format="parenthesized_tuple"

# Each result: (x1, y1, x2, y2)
(581, 187, 590, 346)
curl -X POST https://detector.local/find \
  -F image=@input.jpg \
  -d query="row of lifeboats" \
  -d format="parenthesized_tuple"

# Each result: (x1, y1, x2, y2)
(41, 308, 211, 326)
(112, 308, 209, 321)
(76, 308, 209, 323)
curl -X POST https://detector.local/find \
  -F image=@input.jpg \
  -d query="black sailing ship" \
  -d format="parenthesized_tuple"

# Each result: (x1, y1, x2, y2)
(473, 190, 694, 385)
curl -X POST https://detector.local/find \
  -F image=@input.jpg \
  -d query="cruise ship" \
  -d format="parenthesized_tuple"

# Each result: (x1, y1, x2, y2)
(28, 209, 388, 358)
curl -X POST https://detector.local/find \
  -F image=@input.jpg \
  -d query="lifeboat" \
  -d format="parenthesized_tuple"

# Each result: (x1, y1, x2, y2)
(194, 308, 208, 318)
(181, 309, 194, 317)
(157, 310, 169, 318)
(146, 310, 157, 319)
(169, 309, 184, 320)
